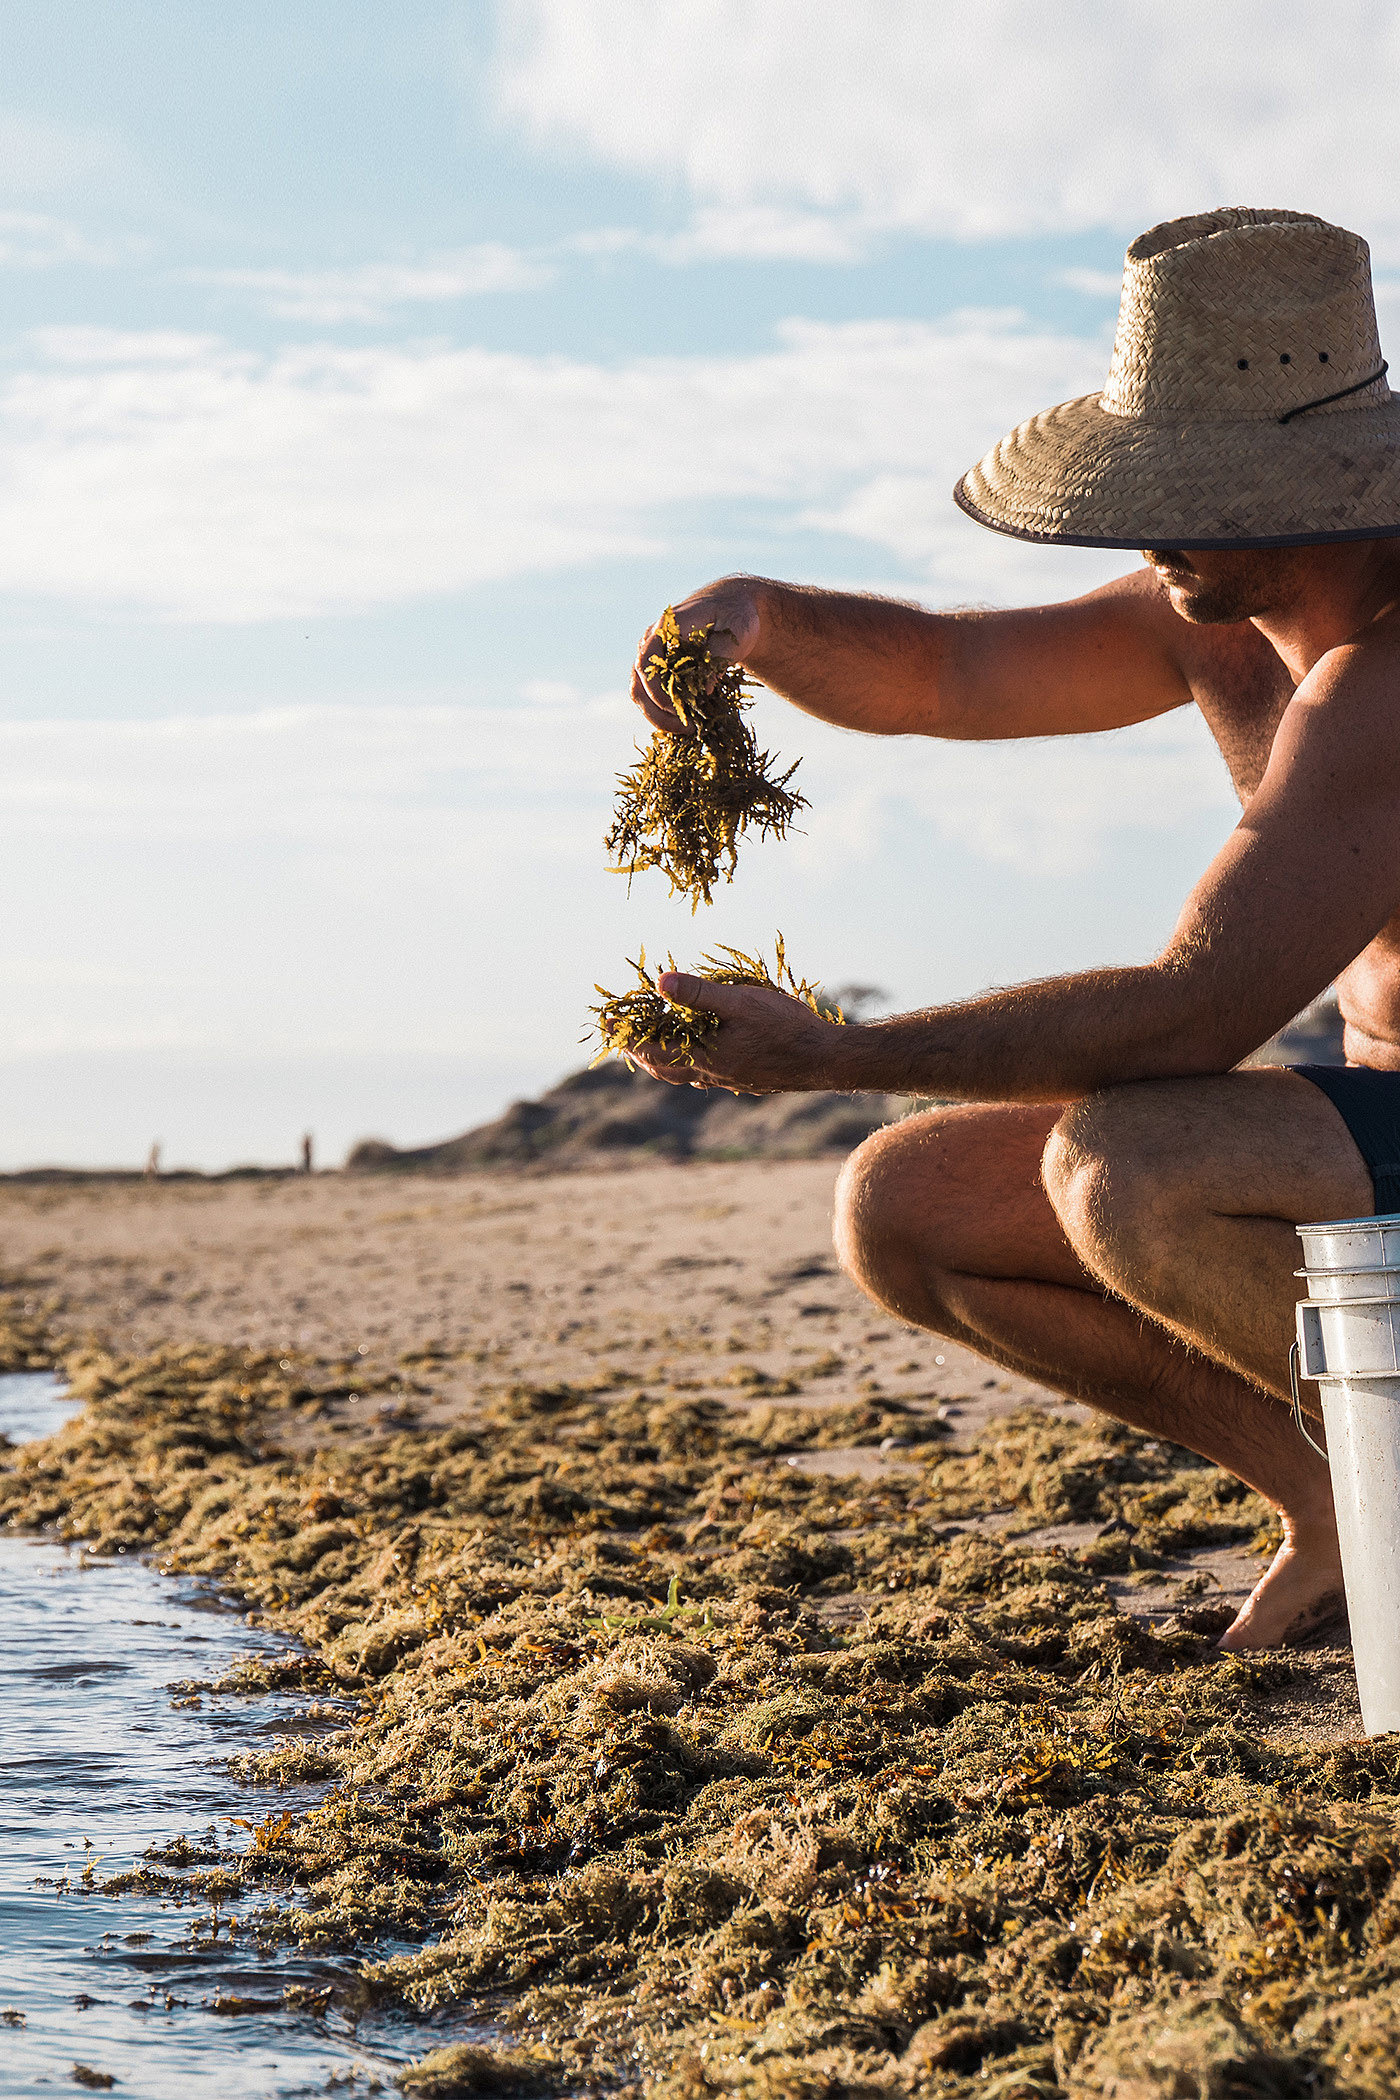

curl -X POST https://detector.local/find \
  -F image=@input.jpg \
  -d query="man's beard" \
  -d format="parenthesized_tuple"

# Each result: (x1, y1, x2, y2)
(1142, 550, 1304, 625)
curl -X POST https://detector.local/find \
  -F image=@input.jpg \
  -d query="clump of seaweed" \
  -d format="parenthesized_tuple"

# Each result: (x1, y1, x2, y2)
(0, 1290, 56, 1374)
(397, 2040, 561, 2094)
(588, 935, 842, 1070)
(606, 608, 807, 909)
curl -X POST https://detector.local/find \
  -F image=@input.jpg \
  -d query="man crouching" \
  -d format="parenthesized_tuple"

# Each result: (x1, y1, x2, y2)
(625, 206, 1400, 1650)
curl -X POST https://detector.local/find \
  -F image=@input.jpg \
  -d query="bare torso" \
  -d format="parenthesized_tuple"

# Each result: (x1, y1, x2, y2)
(1179, 615, 1400, 1067)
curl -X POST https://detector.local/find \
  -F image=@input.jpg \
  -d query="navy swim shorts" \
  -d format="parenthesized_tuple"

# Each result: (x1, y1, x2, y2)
(1292, 1063, 1400, 1214)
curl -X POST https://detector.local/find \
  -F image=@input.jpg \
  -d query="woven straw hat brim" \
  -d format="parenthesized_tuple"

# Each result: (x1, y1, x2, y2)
(954, 390, 1400, 549)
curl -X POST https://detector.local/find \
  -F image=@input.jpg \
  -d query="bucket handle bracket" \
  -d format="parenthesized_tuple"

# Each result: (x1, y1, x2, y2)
(1289, 1340, 1330, 1461)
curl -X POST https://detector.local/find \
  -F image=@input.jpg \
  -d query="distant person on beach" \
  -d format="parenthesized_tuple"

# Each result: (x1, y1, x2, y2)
(628, 207, 1400, 1653)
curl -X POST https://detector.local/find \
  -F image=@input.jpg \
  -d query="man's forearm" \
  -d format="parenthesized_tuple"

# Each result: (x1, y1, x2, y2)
(745, 578, 951, 737)
(816, 964, 1260, 1102)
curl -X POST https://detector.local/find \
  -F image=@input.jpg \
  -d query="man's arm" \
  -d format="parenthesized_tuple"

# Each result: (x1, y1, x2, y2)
(633, 569, 1196, 742)
(638, 637, 1400, 1101)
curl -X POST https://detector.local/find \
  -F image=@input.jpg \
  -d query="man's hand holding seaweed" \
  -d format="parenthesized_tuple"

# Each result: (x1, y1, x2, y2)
(627, 970, 845, 1095)
(631, 579, 761, 731)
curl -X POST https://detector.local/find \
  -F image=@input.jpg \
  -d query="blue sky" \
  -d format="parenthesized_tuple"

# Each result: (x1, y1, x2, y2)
(0, 0, 1392, 1167)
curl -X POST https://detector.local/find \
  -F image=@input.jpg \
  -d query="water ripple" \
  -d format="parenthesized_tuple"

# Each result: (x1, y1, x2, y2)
(0, 1373, 432, 2097)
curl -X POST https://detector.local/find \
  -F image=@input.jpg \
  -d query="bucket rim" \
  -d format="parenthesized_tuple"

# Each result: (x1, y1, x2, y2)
(1297, 1292, 1400, 1310)
(1295, 1263, 1400, 1278)
(1304, 1372, 1400, 1387)
(1298, 1212, 1400, 1233)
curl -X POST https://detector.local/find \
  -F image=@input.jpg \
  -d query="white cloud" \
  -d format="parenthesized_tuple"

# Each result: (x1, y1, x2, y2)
(571, 208, 866, 266)
(0, 209, 123, 269)
(1056, 267, 1124, 300)
(492, 0, 1400, 257)
(799, 473, 1124, 606)
(0, 312, 1123, 622)
(191, 215, 861, 323)
(0, 699, 630, 852)
(0, 109, 124, 199)
(1372, 280, 1400, 334)
(188, 244, 553, 323)
(792, 708, 1235, 877)
(0, 697, 1227, 874)
(0, 700, 634, 1076)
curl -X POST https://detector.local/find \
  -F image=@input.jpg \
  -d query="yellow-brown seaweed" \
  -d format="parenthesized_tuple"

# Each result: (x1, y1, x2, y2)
(606, 609, 807, 909)
(588, 935, 842, 1069)
(6, 1294, 1395, 2100)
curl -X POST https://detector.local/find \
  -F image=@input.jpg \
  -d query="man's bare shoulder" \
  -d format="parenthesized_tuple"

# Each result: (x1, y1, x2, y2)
(1331, 596, 1400, 674)
(1284, 612, 1400, 765)
(1282, 587, 1400, 723)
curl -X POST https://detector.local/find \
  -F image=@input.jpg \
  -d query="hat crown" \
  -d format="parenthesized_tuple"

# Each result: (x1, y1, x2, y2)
(1101, 208, 1389, 422)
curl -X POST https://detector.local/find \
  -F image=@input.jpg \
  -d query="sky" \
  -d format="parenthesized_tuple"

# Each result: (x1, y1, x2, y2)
(1, 0, 1395, 1168)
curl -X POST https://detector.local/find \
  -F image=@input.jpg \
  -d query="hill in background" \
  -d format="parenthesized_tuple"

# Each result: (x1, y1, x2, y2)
(346, 1060, 920, 1172)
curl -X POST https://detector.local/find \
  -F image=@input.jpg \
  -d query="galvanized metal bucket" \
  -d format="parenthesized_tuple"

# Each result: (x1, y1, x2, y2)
(1293, 1212, 1400, 1736)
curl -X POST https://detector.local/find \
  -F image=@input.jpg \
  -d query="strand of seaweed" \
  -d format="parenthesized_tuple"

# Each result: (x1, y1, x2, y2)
(588, 934, 842, 1070)
(7, 1301, 1400, 2098)
(606, 609, 806, 911)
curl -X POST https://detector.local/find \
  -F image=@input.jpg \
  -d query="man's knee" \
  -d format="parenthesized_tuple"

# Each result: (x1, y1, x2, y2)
(1040, 1097, 1111, 1250)
(1042, 1089, 1176, 1287)
(833, 1102, 1049, 1328)
(833, 1116, 925, 1284)
(833, 1111, 960, 1313)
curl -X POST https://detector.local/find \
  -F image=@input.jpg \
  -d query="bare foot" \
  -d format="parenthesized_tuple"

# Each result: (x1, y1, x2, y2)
(1216, 1516, 1347, 1650)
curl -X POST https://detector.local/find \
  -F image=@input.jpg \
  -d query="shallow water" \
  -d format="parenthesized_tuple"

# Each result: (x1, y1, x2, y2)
(0, 1373, 447, 2096)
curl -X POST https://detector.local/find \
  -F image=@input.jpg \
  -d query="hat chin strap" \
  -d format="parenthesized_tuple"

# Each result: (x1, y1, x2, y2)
(1278, 361, 1389, 426)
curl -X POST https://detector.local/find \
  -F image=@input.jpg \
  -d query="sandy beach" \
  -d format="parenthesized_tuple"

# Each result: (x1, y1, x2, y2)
(0, 1160, 1053, 1434)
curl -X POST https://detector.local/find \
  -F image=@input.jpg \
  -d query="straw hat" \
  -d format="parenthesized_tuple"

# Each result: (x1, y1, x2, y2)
(954, 207, 1400, 549)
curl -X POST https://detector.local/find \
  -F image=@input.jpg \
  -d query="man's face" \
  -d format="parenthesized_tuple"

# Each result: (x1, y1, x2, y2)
(1140, 545, 1312, 624)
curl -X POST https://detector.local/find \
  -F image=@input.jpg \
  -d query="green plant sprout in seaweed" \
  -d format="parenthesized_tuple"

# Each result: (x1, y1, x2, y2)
(585, 1574, 715, 1638)
(588, 934, 843, 1069)
(605, 607, 807, 909)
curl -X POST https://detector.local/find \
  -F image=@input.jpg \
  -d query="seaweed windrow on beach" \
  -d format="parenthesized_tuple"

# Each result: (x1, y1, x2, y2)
(0, 1292, 57, 1374)
(589, 935, 843, 1071)
(605, 609, 807, 910)
(8, 1321, 1400, 2098)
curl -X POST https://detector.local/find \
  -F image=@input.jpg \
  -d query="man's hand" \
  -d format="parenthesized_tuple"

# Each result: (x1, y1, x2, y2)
(628, 972, 849, 1094)
(631, 579, 763, 733)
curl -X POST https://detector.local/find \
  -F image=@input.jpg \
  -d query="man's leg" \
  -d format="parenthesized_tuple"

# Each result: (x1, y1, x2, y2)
(833, 1074, 1371, 1646)
(1041, 1069, 1370, 1397)
(1038, 1066, 1372, 1643)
